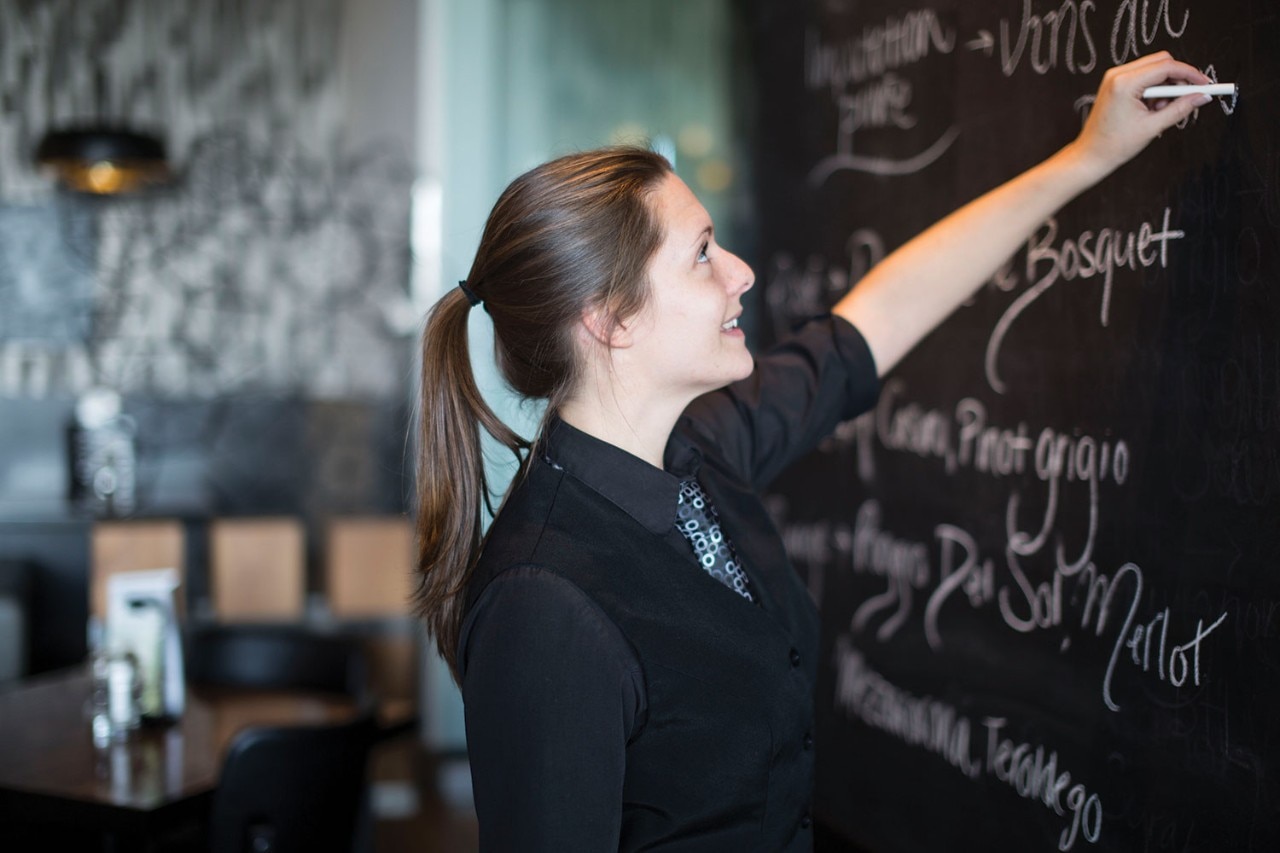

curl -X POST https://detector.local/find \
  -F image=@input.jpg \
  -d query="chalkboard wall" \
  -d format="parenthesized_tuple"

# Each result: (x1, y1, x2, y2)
(748, 1, 1279, 851)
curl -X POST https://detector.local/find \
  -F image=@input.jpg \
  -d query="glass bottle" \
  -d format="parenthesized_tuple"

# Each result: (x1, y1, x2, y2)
(88, 618, 141, 746)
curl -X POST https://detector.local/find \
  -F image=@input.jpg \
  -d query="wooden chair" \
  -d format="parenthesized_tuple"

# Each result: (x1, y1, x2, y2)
(324, 517, 418, 730)
(324, 517, 413, 620)
(208, 517, 305, 622)
(90, 520, 185, 620)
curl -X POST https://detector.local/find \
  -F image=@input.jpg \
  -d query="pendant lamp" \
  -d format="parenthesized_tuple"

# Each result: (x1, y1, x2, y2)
(35, 126, 171, 195)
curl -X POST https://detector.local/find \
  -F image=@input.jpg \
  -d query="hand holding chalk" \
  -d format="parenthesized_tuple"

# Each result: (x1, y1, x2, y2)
(1069, 52, 1216, 182)
(1141, 83, 1237, 99)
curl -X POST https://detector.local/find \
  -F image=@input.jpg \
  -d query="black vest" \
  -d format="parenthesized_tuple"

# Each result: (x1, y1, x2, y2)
(468, 448, 821, 851)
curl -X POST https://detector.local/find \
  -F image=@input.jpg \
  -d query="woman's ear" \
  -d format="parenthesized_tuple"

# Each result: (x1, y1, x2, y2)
(579, 304, 634, 349)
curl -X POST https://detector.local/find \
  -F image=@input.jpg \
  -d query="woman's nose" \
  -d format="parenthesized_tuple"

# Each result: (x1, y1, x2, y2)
(724, 250, 754, 295)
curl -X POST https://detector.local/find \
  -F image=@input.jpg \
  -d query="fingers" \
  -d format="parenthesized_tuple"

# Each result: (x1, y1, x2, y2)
(1097, 52, 1213, 127)
(1073, 51, 1212, 175)
(1125, 55, 1212, 90)
(1104, 56, 1208, 99)
(1098, 51, 1176, 90)
(1115, 50, 1176, 74)
(1148, 91, 1213, 133)
(1123, 55, 1213, 131)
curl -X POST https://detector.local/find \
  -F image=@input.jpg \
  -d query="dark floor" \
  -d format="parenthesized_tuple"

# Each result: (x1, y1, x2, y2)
(370, 738, 478, 853)
(368, 740, 872, 853)
(367, 741, 877, 853)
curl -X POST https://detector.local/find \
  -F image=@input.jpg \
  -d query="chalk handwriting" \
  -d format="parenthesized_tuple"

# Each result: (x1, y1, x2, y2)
(764, 228, 884, 340)
(831, 389, 1130, 577)
(1109, 0, 1190, 65)
(804, 14, 959, 183)
(963, 0, 1191, 78)
(833, 637, 981, 779)
(1007, 422, 1130, 572)
(809, 126, 960, 183)
(837, 73, 916, 134)
(833, 639, 1105, 848)
(851, 500, 931, 640)
(770, 209, 1188, 399)
(986, 207, 1186, 394)
(851, 384, 1128, 518)
(805, 14, 955, 96)
(983, 717, 1103, 850)
(920, 522, 1231, 712)
(812, 383, 1232, 710)
(925, 524, 997, 649)
(998, 0, 1100, 77)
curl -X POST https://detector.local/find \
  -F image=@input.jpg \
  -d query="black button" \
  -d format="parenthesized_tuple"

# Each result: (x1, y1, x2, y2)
(789, 648, 801, 667)
(801, 813, 813, 830)
(803, 732, 813, 750)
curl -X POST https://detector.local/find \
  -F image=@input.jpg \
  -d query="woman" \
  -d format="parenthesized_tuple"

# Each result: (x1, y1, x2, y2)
(415, 53, 1210, 851)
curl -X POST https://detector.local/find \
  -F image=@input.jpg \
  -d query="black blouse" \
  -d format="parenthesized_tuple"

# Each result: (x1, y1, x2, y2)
(457, 315, 880, 851)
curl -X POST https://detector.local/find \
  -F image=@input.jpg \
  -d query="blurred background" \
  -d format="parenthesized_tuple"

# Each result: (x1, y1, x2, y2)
(0, 0, 755, 849)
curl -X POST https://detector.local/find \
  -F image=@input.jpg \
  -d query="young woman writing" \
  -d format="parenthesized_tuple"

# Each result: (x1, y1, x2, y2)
(415, 52, 1211, 852)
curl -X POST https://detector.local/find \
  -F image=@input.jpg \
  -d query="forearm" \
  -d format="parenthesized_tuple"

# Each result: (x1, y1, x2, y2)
(834, 141, 1103, 376)
(834, 52, 1210, 377)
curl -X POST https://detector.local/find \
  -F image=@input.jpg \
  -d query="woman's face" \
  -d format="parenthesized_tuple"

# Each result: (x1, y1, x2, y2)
(621, 172, 755, 402)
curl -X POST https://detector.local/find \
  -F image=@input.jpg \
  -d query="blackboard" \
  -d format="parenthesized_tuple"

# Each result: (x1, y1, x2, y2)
(747, 1, 1279, 851)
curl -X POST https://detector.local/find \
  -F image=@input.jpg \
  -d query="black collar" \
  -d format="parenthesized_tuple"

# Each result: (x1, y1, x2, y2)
(543, 417, 703, 535)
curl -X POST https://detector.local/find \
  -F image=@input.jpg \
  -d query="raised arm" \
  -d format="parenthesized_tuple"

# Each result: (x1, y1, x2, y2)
(836, 52, 1211, 376)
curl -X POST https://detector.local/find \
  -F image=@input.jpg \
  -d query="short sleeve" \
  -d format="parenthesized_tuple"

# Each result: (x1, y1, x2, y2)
(677, 314, 880, 488)
(458, 566, 645, 852)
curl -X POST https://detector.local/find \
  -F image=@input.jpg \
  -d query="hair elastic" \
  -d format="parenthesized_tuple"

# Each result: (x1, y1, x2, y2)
(458, 280, 482, 307)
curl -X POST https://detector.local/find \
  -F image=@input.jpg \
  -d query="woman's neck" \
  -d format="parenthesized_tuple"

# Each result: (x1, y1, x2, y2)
(558, 389, 687, 469)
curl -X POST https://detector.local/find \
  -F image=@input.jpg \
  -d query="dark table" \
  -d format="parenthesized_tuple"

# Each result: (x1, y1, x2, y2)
(0, 666, 357, 850)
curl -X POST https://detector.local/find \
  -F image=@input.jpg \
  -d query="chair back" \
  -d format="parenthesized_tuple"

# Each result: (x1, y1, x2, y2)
(91, 519, 185, 619)
(210, 712, 377, 853)
(208, 518, 306, 621)
(186, 624, 369, 700)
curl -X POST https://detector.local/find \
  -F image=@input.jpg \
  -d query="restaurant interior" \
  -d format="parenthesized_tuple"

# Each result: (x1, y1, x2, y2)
(0, 0, 751, 850)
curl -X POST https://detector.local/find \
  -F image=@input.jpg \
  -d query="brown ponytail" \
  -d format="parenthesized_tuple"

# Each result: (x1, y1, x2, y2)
(414, 146, 672, 680)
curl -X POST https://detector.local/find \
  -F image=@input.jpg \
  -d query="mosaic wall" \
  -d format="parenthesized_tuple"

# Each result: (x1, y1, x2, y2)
(0, 0, 416, 400)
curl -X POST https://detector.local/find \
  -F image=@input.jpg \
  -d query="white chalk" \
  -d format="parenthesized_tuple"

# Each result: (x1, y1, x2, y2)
(1141, 83, 1237, 99)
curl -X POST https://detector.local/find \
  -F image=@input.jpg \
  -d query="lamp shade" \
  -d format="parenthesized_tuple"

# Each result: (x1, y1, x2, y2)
(34, 126, 171, 195)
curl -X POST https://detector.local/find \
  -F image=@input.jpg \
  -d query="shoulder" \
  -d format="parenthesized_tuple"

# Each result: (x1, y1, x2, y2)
(459, 564, 640, 681)
(470, 455, 653, 605)
(458, 564, 646, 736)
(462, 565, 629, 645)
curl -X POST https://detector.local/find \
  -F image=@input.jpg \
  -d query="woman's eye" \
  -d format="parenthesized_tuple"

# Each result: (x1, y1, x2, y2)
(696, 243, 710, 264)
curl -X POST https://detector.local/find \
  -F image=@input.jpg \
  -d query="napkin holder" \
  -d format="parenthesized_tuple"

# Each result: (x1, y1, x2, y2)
(105, 568, 184, 721)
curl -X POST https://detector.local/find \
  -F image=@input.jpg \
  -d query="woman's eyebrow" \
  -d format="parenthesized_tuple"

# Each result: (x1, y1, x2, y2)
(688, 224, 713, 250)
